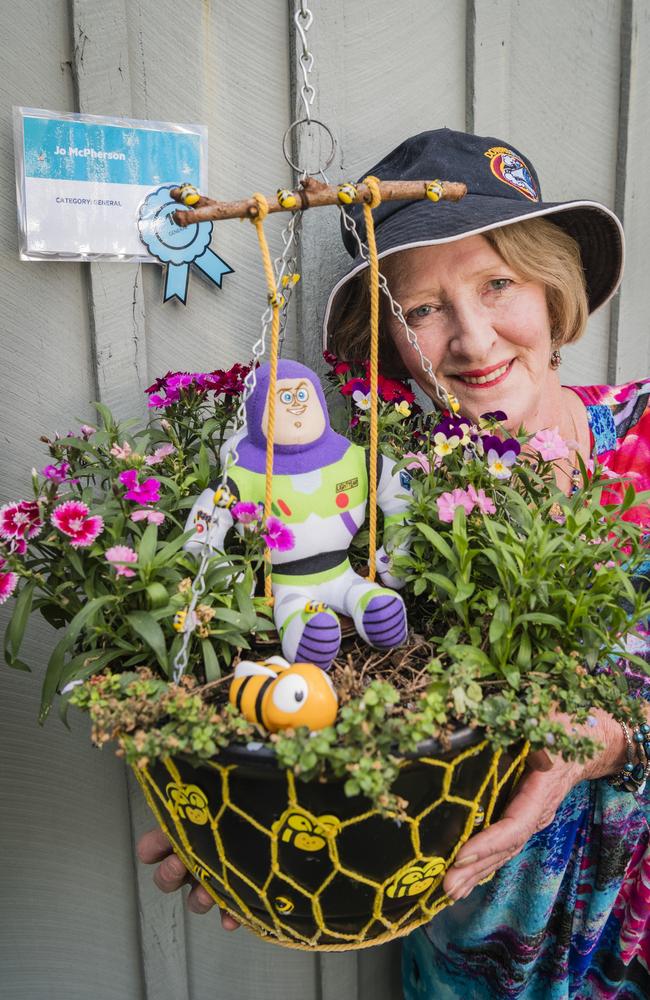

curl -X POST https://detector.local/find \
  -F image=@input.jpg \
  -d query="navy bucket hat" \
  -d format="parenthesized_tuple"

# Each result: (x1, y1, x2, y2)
(323, 128, 624, 346)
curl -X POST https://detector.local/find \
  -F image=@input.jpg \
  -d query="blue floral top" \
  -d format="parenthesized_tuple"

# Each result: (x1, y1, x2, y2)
(402, 380, 650, 1000)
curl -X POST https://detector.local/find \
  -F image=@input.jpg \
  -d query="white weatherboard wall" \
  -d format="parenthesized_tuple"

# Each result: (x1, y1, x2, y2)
(1, 2, 648, 998)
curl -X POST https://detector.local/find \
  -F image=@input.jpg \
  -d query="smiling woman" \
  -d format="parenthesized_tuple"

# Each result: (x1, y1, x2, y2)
(320, 127, 650, 1000)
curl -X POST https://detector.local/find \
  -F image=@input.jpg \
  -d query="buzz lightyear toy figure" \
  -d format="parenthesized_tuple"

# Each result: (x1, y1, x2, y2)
(184, 360, 410, 671)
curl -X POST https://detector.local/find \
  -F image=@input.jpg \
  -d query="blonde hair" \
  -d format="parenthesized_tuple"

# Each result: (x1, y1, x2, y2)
(329, 217, 589, 376)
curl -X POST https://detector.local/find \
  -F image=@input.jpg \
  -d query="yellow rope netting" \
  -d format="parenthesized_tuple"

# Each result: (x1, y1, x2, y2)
(132, 739, 529, 950)
(250, 192, 281, 602)
(361, 175, 382, 581)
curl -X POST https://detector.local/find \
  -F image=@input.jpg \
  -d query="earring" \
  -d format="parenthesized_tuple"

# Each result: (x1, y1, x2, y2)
(550, 348, 562, 370)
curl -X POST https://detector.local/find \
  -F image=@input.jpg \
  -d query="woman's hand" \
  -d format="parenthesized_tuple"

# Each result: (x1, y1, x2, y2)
(137, 828, 240, 930)
(443, 709, 627, 901)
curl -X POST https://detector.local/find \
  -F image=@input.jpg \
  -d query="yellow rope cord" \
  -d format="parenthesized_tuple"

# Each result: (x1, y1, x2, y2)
(362, 176, 382, 581)
(134, 739, 529, 951)
(250, 192, 280, 601)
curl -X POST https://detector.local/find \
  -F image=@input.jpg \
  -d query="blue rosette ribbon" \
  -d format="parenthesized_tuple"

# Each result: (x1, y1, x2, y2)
(138, 185, 233, 304)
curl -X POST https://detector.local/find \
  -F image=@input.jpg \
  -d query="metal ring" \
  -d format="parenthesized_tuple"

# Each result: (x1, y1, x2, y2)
(282, 117, 336, 176)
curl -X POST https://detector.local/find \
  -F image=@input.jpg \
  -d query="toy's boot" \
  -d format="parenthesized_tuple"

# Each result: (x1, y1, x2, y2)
(276, 594, 342, 671)
(357, 589, 407, 649)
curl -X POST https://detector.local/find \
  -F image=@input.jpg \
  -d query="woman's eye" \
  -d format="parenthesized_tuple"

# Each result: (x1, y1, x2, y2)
(281, 391, 293, 403)
(408, 304, 436, 320)
(296, 388, 309, 402)
(488, 278, 513, 292)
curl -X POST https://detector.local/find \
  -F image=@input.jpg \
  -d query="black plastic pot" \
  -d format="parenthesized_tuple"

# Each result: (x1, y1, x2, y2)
(134, 728, 527, 950)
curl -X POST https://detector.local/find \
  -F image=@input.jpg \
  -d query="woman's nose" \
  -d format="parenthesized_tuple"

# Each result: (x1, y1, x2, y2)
(447, 300, 497, 360)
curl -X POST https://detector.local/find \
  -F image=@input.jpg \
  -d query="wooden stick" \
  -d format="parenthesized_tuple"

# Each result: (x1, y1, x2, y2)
(170, 177, 467, 227)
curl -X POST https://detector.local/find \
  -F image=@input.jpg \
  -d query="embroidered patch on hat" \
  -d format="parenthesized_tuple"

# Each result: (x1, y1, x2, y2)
(484, 146, 539, 202)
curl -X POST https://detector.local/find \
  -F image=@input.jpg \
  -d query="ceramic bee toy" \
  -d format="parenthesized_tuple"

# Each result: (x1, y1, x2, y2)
(229, 655, 338, 732)
(185, 360, 411, 671)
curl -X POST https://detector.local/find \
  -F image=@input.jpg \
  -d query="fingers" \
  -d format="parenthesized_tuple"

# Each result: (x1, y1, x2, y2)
(443, 769, 564, 901)
(137, 827, 174, 864)
(220, 912, 241, 931)
(153, 850, 192, 895)
(187, 882, 217, 915)
(444, 847, 516, 899)
(137, 827, 239, 926)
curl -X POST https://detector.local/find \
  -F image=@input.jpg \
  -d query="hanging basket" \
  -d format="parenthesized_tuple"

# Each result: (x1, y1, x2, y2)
(133, 729, 528, 950)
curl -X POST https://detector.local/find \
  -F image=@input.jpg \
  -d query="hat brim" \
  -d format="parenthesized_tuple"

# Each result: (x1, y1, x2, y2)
(323, 196, 624, 350)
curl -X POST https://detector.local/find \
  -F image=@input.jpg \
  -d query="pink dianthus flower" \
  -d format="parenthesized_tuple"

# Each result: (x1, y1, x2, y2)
(436, 488, 474, 524)
(0, 501, 43, 541)
(130, 509, 165, 525)
(51, 501, 104, 548)
(232, 501, 263, 525)
(0, 556, 18, 604)
(144, 443, 176, 466)
(119, 469, 161, 505)
(105, 545, 138, 578)
(467, 484, 497, 515)
(263, 516, 295, 552)
(528, 427, 571, 462)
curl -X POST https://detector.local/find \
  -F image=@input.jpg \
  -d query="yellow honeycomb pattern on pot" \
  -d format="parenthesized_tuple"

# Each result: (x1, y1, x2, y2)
(133, 738, 527, 951)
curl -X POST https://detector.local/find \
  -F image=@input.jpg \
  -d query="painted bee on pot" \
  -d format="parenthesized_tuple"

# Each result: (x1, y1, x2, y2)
(228, 655, 338, 733)
(177, 183, 201, 206)
(385, 857, 446, 899)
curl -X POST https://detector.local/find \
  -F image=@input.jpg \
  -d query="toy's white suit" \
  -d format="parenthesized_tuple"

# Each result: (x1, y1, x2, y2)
(185, 361, 410, 670)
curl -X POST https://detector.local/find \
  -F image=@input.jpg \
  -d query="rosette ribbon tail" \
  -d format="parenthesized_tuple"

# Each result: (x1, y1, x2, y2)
(163, 263, 191, 305)
(193, 247, 234, 288)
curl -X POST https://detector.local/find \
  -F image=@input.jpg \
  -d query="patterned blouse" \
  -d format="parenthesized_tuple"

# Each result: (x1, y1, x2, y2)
(402, 378, 650, 1000)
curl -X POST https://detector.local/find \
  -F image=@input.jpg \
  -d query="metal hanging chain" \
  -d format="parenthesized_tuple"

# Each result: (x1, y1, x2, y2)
(294, 2, 316, 123)
(339, 209, 456, 413)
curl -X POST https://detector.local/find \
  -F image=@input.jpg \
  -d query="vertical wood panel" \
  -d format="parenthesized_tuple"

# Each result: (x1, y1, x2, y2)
(609, 0, 650, 382)
(71, 0, 148, 420)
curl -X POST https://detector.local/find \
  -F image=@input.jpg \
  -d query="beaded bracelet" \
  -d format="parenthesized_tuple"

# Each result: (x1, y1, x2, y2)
(608, 721, 650, 793)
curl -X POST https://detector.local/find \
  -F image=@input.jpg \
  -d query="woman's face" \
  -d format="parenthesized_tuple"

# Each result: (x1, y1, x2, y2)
(385, 235, 559, 432)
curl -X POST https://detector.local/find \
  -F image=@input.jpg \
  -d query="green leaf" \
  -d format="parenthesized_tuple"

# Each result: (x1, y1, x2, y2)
(516, 630, 532, 670)
(500, 661, 521, 689)
(514, 612, 563, 628)
(146, 583, 169, 609)
(39, 638, 68, 723)
(126, 611, 169, 673)
(66, 595, 116, 645)
(454, 580, 475, 602)
(201, 640, 221, 682)
(59, 647, 125, 688)
(152, 529, 194, 568)
(93, 400, 116, 432)
(138, 523, 158, 567)
(414, 522, 458, 567)
(68, 550, 85, 576)
(424, 572, 457, 597)
(197, 443, 211, 487)
(489, 601, 511, 644)
(4, 580, 35, 667)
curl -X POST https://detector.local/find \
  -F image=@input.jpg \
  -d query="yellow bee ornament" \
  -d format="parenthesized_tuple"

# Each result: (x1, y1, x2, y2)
(336, 183, 358, 205)
(177, 183, 201, 206)
(229, 655, 338, 733)
(277, 188, 298, 210)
